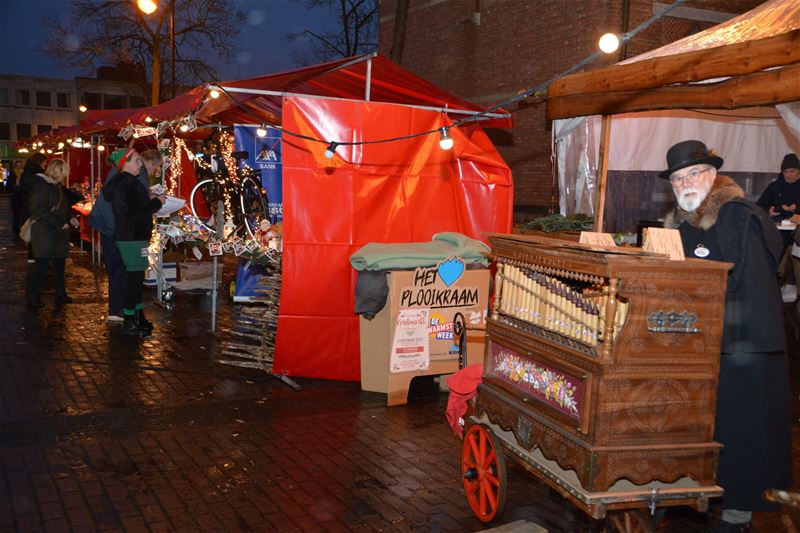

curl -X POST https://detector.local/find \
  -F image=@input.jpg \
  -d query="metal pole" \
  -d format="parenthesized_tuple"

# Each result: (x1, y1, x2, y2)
(170, 0, 175, 99)
(364, 58, 372, 102)
(211, 199, 224, 333)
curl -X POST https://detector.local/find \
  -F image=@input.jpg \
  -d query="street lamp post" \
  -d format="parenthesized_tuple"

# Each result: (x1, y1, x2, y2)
(137, 0, 176, 102)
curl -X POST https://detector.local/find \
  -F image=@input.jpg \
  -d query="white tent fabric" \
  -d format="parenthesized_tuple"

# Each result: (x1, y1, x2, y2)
(622, 0, 800, 65)
(554, 108, 800, 215)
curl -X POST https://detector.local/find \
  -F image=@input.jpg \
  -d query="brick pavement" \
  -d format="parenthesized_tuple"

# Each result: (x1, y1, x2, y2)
(0, 195, 797, 532)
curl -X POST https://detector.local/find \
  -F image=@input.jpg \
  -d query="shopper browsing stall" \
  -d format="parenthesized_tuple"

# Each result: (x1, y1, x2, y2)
(104, 148, 165, 336)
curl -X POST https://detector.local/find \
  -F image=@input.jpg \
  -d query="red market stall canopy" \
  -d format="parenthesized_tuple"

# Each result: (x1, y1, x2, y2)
(274, 95, 513, 381)
(18, 54, 515, 383)
(546, 0, 800, 119)
(82, 53, 512, 133)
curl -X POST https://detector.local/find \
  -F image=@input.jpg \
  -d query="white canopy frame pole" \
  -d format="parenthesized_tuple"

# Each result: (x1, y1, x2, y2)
(207, 85, 512, 122)
(365, 58, 372, 102)
(94, 140, 103, 266)
(87, 138, 95, 258)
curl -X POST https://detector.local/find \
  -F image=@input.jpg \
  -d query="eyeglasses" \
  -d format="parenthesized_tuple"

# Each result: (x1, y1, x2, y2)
(669, 167, 710, 187)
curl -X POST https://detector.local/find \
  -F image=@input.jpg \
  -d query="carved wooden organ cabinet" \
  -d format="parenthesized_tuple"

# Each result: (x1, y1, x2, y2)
(475, 234, 732, 515)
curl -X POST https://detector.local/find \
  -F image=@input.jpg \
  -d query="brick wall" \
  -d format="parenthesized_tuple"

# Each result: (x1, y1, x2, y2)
(379, 0, 763, 215)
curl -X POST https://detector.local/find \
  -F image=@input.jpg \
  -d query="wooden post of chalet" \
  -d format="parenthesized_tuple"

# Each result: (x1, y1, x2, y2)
(594, 115, 612, 232)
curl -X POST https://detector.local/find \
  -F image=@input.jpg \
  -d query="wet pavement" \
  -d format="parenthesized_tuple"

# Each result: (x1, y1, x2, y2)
(1, 194, 798, 533)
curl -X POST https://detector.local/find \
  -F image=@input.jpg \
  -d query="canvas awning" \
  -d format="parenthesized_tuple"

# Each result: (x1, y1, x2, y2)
(78, 54, 512, 135)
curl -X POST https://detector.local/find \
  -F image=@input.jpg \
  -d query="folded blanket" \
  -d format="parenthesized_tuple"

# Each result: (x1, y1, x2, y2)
(350, 232, 490, 271)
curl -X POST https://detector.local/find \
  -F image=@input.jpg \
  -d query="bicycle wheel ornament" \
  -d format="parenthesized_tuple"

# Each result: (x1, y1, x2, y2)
(189, 179, 221, 232)
(239, 176, 269, 238)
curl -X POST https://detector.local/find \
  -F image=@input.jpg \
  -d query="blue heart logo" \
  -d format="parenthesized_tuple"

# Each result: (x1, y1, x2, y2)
(437, 257, 464, 287)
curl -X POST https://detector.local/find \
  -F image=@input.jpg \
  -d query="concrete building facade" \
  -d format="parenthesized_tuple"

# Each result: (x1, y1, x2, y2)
(378, 0, 764, 218)
(0, 69, 149, 160)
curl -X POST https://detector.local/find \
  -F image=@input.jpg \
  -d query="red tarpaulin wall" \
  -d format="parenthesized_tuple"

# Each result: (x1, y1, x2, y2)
(273, 96, 513, 381)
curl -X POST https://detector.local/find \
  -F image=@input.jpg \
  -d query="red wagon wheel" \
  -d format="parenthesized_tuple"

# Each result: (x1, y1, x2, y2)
(461, 424, 507, 522)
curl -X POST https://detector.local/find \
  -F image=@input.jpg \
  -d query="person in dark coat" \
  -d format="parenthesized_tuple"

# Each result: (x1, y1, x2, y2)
(26, 159, 75, 310)
(12, 153, 47, 242)
(757, 153, 800, 302)
(103, 148, 164, 336)
(88, 149, 162, 322)
(660, 140, 792, 533)
(757, 152, 800, 222)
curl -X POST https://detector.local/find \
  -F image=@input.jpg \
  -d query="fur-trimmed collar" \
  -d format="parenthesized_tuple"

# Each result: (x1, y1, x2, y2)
(663, 175, 744, 230)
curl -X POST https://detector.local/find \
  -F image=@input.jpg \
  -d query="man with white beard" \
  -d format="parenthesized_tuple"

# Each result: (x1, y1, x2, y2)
(660, 140, 792, 532)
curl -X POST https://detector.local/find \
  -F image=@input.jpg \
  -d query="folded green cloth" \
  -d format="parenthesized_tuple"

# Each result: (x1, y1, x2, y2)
(350, 232, 490, 271)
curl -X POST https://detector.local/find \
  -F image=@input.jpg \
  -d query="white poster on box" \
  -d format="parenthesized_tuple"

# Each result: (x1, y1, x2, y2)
(390, 309, 430, 373)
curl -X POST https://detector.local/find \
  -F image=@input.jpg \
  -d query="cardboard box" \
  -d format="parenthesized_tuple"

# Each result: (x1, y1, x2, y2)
(359, 266, 489, 406)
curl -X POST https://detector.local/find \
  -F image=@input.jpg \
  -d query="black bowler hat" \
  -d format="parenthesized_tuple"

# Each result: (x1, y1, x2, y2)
(659, 140, 724, 179)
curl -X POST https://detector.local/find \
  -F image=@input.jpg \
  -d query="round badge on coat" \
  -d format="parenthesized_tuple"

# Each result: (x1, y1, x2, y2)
(694, 245, 710, 258)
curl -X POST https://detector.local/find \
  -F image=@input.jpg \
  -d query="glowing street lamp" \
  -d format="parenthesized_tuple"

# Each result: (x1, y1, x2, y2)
(136, 0, 157, 14)
(137, 0, 176, 100)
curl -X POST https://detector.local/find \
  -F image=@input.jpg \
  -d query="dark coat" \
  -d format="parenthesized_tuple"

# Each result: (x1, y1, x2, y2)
(28, 173, 71, 259)
(104, 170, 162, 242)
(665, 175, 792, 511)
(12, 160, 44, 219)
(756, 174, 800, 220)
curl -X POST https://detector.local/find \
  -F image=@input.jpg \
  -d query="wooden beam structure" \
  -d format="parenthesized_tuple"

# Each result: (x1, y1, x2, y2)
(546, 30, 800, 120)
(547, 62, 800, 120)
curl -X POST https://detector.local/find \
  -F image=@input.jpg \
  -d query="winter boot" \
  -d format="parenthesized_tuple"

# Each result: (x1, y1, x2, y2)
(121, 314, 143, 336)
(136, 309, 153, 332)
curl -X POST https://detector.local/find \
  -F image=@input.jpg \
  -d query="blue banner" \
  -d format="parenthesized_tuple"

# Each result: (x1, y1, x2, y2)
(233, 124, 282, 222)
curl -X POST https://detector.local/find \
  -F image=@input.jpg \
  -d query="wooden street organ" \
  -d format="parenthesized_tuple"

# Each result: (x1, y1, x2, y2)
(463, 234, 733, 525)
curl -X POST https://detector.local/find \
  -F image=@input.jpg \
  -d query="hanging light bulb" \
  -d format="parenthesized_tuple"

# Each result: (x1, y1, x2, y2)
(97, 144, 106, 152)
(145, 116, 153, 123)
(79, 104, 87, 112)
(324, 141, 338, 159)
(179, 123, 190, 133)
(209, 89, 221, 99)
(57, 142, 64, 149)
(256, 123, 268, 137)
(599, 33, 620, 54)
(438, 127, 454, 150)
(46, 149, 53, 154)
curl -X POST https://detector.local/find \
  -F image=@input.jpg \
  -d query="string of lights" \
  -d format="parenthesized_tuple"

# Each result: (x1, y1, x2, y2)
(207, 0, 688, 159)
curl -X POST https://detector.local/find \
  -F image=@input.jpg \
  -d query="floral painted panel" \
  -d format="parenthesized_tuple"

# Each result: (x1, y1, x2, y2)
(490, 342, 585, 421)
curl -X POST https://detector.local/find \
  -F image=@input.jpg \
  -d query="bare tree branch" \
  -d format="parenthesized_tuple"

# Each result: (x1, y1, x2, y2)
(41, 0, 245, 105)
(286, 0, 378, 66)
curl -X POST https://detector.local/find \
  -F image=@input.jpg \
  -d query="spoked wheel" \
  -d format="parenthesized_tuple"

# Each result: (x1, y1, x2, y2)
(461, 424, 507, 523)
(239, 176, 269, 238)
(189, 179, 221, 232)
(605, 508, 666, 533)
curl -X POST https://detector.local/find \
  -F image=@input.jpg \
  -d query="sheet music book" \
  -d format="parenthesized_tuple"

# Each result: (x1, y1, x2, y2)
(642, 227, 685, 260)
(579, 232, 617, 247)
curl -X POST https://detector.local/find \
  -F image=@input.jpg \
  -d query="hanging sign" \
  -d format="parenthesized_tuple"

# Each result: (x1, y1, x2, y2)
(233, 124, 283, 222)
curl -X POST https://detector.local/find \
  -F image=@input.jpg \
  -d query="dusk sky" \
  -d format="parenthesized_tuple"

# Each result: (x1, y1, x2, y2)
(0, 0, 345, 81)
